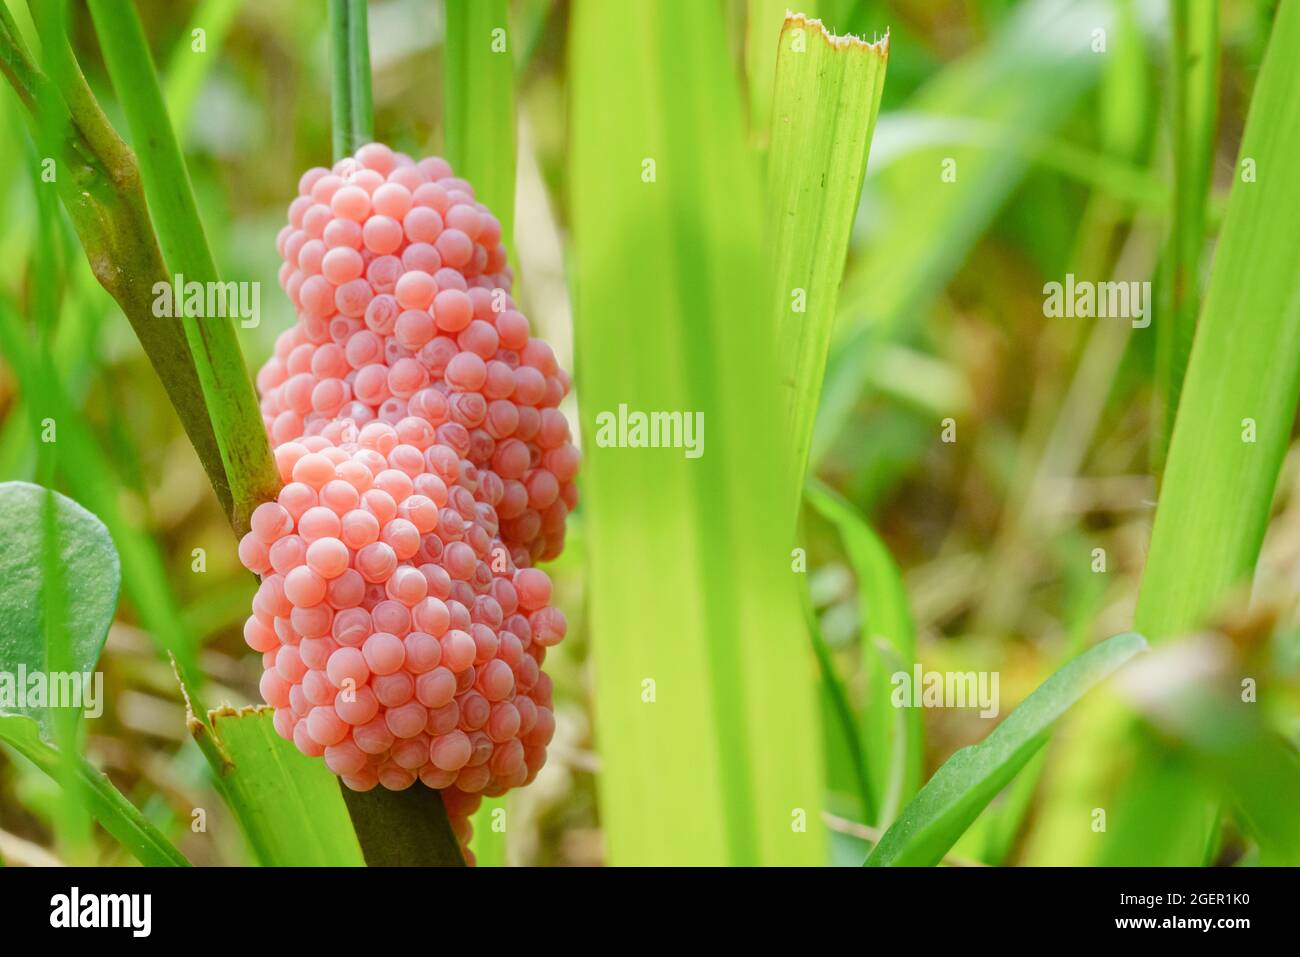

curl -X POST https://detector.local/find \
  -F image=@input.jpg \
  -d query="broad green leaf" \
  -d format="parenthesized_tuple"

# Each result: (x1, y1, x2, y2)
(865, 631, 1146, 866)
(87, 0, 280, 533)
(444, 0, 516, 245)
(570, 0, 823, 865)
(190, 706, 366, 866)
(768, 14, 887, 499)
(0, 713, 189, 866)
(0, 482, 118, 734)
(806, 479, 920, 827)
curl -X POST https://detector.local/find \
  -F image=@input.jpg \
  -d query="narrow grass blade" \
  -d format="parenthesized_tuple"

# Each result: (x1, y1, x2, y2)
(571, 0, 823, 864)
(806, 479, 920, 826)
(188, 705, 365, 866)
(0, 714, 190, 866)
(865, 632, 1146, 866)
(1136, 0, 1300, 642)
(444, 0, 515, 243)
(767, 14, 887, 497)
(87, 0, 279, 533)
(805, 596, 873, 823)
(1153, 0, 1219, 470)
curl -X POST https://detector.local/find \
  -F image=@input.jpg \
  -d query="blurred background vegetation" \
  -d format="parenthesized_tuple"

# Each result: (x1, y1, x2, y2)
(0, 0, 1296, 866)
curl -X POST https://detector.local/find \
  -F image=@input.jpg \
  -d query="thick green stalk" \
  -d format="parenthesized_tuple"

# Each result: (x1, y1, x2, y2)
(0, 2, 233, 519)
(87, 0, 279, 534)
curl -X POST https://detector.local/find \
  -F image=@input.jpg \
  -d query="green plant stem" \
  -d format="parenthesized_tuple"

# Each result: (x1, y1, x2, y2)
(0, 2, 233, 519)
(339, 784, 466, 866)
(329, 0, 373, 157)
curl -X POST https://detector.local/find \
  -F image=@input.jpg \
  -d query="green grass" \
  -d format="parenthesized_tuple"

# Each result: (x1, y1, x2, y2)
(1135, 0, 1300, 642)
(767, 13, 887, 500)
(0, 713, 189, 866)
(815, 0, 1134, 463)
(0, 1, 233, 517)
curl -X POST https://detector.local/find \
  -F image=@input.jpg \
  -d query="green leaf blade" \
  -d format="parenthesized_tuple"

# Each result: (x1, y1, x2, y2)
(806, 479, 920, 827)
(1136, 0, 1300, 642)
(191, 706, 366, 867)
(768, 15, 887, 491)
(865, 632, 1146, 867)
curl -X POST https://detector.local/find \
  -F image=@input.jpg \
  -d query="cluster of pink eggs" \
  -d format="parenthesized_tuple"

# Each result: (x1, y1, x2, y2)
(237, 143, 578, 861)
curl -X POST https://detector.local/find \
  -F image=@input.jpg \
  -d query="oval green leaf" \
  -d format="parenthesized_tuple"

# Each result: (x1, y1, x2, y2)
(0, 481, 120, 733)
